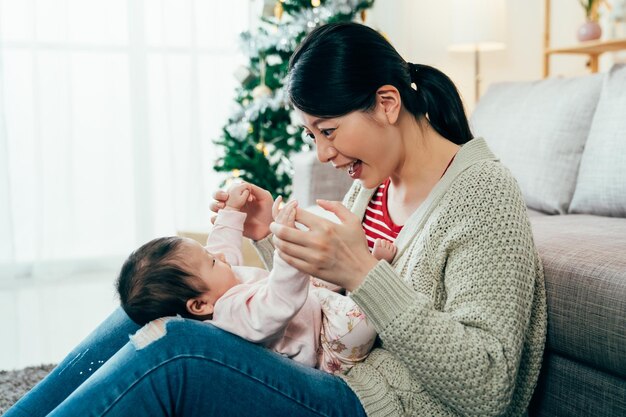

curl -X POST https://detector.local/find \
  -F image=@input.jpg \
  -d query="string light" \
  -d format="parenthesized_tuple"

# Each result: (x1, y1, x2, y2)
(256, 142, 270, 156)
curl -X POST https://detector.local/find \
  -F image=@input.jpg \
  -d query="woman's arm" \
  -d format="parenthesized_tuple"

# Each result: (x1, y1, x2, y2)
(272, 169, 540, 415)
(351, 174, 540, 416)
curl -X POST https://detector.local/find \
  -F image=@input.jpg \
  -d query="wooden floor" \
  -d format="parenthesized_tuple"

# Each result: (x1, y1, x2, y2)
(0, 273, 119, 371)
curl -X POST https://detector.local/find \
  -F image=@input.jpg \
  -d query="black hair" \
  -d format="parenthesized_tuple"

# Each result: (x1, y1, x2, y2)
(288, 22, 473, 145)
(116, 236, 207, 325)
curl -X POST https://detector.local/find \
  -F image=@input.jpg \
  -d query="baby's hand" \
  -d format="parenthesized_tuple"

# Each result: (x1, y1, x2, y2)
(274, 199, 297, 228)
(372, 238, 397, 263)
(224, 182, 251, 210)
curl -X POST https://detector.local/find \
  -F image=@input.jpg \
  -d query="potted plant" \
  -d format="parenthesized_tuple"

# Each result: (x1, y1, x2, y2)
(578, 0, 602, 41)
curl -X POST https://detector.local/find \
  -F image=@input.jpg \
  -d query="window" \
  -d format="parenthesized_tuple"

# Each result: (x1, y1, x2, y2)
(0, 0, 251, 280)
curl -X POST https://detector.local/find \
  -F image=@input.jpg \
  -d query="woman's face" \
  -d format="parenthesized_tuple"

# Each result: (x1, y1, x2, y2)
(296, 107, 400, 189)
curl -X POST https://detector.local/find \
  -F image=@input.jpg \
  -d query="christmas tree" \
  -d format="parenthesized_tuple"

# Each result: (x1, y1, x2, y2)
(214, 0, 375, 199)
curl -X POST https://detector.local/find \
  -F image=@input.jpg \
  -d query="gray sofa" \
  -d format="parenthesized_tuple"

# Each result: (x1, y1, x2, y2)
(290, 64, 626, 416)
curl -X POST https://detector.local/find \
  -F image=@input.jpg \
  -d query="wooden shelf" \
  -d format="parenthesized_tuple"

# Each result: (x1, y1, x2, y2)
(546, 39, 626, 55)
(543, 0, 626, 76)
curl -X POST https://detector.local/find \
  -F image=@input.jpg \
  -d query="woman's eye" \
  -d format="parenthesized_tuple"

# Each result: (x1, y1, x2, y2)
(320, 129, 335, 137)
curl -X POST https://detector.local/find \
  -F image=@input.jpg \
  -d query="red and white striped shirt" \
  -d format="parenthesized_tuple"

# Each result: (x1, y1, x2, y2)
(362, 178, 403, 252)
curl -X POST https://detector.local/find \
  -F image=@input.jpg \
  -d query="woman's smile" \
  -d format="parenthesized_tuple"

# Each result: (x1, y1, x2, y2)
(347, 160, 363, 179)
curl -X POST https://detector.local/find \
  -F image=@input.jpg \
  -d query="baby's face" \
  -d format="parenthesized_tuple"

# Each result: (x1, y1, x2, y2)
(179, 238, 239, 304)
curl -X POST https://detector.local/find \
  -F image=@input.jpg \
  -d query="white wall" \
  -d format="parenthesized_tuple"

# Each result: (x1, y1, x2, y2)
(368, 0, 626, 112)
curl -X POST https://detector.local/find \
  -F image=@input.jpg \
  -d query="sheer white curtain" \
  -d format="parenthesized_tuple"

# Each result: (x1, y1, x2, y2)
(0, 0, 252, 281)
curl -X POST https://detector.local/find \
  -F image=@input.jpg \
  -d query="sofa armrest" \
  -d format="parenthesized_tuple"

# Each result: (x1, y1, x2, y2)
(290, 150, 353, 207)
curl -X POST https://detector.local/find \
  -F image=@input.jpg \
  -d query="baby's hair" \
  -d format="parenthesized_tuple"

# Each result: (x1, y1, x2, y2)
(116, 236, 207, 325)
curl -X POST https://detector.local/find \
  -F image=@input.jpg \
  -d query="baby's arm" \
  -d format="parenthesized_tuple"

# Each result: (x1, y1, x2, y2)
(211, 201, 311, 342)
(204, 183, 251, 266)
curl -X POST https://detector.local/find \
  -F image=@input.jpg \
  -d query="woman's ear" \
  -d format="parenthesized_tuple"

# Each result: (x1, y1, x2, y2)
(186, 294, 214, 318)
(375, 85, 402, 125)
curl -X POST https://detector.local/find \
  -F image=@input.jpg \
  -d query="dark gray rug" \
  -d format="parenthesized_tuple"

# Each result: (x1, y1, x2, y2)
(0, 364, 54, 415)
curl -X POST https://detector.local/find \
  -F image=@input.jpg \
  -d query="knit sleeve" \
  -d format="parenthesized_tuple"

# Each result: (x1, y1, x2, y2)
(341, 180, 362, 209)
(351, 163, 539, 416)
(251, 234, 275, 270)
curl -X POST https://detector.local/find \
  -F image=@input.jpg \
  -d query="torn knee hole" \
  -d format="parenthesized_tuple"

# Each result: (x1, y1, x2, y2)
(130, 316, 182, 350)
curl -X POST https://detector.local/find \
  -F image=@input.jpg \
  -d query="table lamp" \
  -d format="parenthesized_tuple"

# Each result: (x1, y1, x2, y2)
(448, 0, 507, 102)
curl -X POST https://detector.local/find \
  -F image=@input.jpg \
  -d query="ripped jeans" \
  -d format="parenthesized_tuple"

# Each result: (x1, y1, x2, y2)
(4, 308, 366, 417)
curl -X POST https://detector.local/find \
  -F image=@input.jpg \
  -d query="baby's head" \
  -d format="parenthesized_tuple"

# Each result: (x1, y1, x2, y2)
(116, 236, 238, 325)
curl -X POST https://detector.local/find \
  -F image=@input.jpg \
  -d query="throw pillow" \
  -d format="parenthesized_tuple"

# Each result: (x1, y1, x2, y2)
(570, 64, 626, 217)
(471, 74, 602, 214)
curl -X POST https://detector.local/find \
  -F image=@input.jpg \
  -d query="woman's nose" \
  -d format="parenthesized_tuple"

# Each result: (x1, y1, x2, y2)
(315, 138, 337, 163)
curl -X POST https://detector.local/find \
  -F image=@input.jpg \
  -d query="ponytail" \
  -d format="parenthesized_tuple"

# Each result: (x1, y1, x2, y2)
(288, 22, 473, 145)
(408, 63, 473, 145)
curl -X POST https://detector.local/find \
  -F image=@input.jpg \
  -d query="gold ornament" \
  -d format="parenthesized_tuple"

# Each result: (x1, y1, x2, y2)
(232, 169, 241, 178)
(361, 10, 367, 22)
(252, 57, 272, 100)
(274, 1, 284, 20)
(311, 0, 321, 7)
(252, 84, 272, 99)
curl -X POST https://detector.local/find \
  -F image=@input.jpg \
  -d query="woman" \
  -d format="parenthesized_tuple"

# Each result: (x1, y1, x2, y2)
(5, 22, 546, 416)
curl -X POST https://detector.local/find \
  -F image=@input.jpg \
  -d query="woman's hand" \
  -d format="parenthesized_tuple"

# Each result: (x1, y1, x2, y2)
(270, 200, 378, 292)
(210, 182, 274, 241)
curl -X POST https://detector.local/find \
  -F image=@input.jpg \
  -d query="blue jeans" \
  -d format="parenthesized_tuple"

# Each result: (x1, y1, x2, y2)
(5, 308, 366, 417)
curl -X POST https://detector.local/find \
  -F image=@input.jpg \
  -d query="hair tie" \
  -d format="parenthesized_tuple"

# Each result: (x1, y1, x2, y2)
(408, 62, 420, 89)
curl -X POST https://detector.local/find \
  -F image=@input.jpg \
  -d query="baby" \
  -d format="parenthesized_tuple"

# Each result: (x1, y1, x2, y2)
(117, 183, 396, 374)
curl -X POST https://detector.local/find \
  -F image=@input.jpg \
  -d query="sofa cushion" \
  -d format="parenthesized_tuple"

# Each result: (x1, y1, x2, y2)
(471, 75, 602, 214)
(570, 64, 626, 217)
(529, 353, 626, 417)
(529, 214, 626, 378)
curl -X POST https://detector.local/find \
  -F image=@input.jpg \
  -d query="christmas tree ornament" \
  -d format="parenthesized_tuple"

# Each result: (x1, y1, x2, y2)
(311, 0, 321, 7)
(252, 84, 272, 99)
(233, 65, 255, 85)
(251, 57, 272, 99)
(274, 1, 284, 21)
(361, 10, 367, 22)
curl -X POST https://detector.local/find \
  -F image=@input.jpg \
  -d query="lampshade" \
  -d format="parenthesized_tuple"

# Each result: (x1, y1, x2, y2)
(449, 0, 506, 52)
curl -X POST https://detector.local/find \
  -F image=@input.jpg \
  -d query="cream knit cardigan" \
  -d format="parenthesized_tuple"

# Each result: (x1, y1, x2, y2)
(255, 138, 547, 416)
